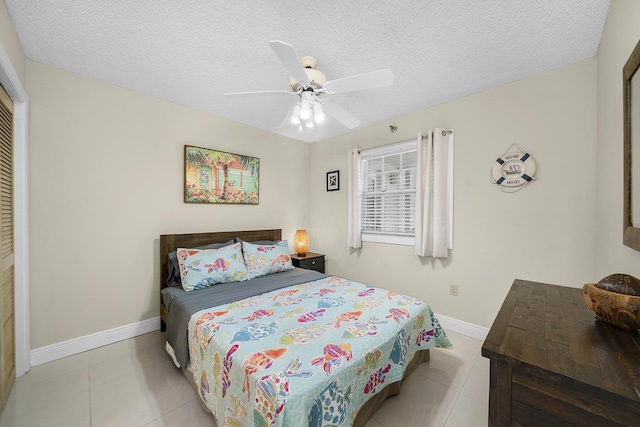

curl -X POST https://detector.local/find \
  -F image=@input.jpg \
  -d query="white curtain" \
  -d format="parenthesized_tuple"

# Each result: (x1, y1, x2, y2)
(414, 129, 454, 258)
(347, 148, 362, 248)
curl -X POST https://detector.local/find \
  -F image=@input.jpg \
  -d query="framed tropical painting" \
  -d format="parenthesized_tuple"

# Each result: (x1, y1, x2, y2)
(184, 145, 259, 204)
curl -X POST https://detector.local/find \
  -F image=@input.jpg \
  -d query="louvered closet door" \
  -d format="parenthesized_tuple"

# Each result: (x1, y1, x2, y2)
(0, 83, 14, 411)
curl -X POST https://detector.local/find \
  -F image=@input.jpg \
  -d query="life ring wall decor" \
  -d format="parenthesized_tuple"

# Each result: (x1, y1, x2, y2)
(490, 144, 537, 192)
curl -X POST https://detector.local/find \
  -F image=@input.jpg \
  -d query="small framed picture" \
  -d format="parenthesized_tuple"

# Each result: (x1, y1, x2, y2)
(326, 170, 340, 191)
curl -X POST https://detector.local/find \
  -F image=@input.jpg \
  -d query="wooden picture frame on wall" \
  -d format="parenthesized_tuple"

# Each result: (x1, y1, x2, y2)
(184, 145, 259, 204)
(327, 170, 340, 191)
(623, 39, 640, 251)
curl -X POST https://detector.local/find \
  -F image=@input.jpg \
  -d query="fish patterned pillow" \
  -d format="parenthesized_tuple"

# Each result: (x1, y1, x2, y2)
(177, 243, 249, 291)
(242, 240, 293, 279)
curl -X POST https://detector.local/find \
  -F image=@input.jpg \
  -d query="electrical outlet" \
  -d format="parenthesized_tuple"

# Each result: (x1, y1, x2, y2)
(449, 284, 458, 296)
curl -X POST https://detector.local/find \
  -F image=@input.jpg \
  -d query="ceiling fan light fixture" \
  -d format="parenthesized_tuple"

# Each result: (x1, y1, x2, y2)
(304, 118, 315, 128)
(299, 97, 312, 120)
(313, 103, 325, 123)
(291, 103, 301, 124)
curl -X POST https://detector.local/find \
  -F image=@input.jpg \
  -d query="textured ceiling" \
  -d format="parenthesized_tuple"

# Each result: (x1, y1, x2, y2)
(5, 0, 610, 143)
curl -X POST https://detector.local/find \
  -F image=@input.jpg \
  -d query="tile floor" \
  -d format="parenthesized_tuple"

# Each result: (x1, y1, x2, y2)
(0, 329, 489, 427)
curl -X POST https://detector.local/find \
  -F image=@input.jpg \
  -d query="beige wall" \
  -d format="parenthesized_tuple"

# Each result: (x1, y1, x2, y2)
(309, 59, 598, 328)
(26, 61, 310, 348)
(19, 1, 640, 350)
(595, 0, 640, 278)
(0, 0, 25, 85)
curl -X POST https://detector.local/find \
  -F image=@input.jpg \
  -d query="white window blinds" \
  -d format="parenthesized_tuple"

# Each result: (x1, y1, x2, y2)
(360, 140, 417, 243)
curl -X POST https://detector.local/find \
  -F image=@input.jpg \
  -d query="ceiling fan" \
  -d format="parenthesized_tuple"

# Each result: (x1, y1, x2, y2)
(224, 41, 395, 131)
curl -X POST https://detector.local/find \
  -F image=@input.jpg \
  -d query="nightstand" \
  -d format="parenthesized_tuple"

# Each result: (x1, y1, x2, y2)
(290, 252, 325, 273)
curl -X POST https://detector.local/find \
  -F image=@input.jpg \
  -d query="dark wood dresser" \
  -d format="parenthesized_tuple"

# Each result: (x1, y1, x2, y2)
(482, 279, 640, 426)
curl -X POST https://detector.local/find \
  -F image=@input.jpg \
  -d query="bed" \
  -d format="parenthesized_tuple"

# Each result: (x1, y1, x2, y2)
(160, 229, 451, 427)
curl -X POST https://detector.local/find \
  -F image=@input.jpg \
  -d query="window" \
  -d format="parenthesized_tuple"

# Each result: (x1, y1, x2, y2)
(348, 130, 454, 254)
(360, 140, 417, 245)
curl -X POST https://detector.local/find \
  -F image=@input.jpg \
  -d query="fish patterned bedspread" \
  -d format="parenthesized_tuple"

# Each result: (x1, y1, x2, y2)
(187, 276, 451, 427)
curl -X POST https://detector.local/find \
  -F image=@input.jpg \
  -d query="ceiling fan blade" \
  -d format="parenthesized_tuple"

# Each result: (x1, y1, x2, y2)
(323, 102, 361, 129)
(268, 40, 310, 85)
(323, 69, 394, 94)
(224, 89, 293, 97)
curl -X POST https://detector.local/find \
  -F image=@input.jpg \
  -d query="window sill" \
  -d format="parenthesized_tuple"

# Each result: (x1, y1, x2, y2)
(361, 234, 415, 246)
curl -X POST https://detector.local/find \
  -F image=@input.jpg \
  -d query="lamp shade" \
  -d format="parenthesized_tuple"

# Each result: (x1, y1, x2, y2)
(313, 102, 325, 123)
(290, 103, 301, 125)
(299, 97, 312, 120)
(294, 229, 310, 256)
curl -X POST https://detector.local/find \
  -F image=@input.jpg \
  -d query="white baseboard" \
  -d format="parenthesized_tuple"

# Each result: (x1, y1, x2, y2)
(435, 313, 489, 341)
(30, 317, 161, 368)
(28, 313, 484, 369)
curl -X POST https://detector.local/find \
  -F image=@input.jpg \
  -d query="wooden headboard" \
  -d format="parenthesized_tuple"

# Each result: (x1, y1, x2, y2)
(159, 229, 282, 291)
(159, 229, 282, 329)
